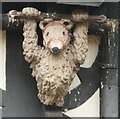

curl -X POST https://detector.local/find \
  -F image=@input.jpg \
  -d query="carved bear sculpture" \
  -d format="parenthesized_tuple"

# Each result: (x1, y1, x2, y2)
(9, 7, 88, 107)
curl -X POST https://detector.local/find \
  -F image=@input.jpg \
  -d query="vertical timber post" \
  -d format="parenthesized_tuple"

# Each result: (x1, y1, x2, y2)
(100, 20, 119, 117)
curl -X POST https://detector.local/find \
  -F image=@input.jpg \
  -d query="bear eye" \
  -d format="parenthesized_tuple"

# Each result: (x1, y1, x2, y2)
(46, 32, 49, 36)
(63, 22, 69, 26)
(63, 31, 65, 36)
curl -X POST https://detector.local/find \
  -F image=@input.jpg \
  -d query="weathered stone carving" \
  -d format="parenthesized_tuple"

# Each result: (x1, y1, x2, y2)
(13, 7, 88, 107)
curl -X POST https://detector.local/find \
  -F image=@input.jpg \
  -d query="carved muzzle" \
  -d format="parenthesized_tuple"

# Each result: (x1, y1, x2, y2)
(48, 38, 64, 54)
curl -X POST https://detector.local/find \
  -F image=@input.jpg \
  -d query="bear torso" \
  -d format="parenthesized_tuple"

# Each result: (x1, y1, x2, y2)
(30, 45, 78, 106)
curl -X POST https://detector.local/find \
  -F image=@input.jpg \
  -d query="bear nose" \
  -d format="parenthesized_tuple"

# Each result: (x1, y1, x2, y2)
(52, 47, 60, 54)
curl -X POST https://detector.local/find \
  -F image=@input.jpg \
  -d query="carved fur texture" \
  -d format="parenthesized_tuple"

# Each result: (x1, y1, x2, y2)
(22, 7, 88, 107)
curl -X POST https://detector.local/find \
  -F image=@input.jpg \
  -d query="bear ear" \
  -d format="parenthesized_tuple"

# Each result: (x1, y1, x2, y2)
(39, 18, 53, 30)
(61, 19, 73, 30)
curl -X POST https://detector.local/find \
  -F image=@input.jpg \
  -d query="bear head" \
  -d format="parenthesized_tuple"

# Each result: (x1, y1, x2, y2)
(39, 19, 73, 54)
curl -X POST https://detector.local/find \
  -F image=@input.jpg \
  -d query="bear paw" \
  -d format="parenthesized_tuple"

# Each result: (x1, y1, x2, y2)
(72, 9, 88, 20)
(22, 7, 41, 17)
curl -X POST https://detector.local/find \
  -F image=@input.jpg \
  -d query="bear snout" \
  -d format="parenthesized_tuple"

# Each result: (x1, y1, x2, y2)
(52, 47, 60, 54)
(48, 39, 64, 54)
